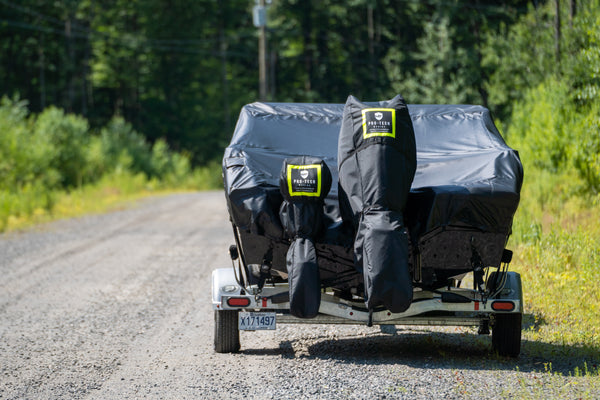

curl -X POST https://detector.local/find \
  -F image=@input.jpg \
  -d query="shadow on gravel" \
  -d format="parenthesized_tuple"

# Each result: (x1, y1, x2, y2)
(240, 341, 296, 358)
(238, 320, 598, 377)
(286, 328, 600, 376)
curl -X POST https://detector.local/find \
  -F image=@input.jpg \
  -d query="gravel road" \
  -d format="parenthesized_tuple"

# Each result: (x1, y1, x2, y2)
(1, 191, 597, 399)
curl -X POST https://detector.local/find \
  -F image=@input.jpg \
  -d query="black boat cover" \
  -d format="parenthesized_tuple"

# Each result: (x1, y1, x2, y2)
(337, 95, 415, 312)
(279, 156, 332, 318)
(222, 100, 523, 292)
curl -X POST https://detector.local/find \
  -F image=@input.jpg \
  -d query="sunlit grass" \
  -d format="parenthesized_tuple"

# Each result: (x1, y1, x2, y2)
(508, 166, 600, 364)
(0, 163, 223, 233)
(493, 363, 600, 400)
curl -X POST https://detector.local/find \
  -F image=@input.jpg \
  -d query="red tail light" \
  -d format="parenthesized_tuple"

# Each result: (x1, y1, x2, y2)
(227, 297, 251, 307)
(492, 301, 515, 311)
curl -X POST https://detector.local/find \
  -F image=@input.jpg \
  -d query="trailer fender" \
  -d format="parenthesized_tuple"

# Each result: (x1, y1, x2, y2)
(494, 271, 523, 313)
(212, 268, 242, 307)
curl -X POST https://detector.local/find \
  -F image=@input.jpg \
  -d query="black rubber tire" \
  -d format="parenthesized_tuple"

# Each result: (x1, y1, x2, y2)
(214, 310, 240, 353)
(492, 313, 522, 357)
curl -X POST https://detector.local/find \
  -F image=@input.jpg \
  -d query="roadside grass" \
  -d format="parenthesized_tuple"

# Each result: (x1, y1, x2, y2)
(493, 363, 600, 400)
(510, 168, 600, 353)
(492, 167, 600, 397)
(0, 162, 222, 233)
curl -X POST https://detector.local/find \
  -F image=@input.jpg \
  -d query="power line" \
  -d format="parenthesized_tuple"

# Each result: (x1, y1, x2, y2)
(0, 18, 86, 38)
(0, 0, 257, 49)
(0, 17, 258, 59)
(0, 0, 534, 62)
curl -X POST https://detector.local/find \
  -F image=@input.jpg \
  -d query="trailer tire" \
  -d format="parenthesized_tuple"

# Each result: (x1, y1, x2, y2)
(492, 313, 521, 357)
(214, 310, 240, 353)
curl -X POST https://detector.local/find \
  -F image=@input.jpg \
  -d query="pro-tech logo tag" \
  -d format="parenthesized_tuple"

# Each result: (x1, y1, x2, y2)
(362, 108, 396, 139)
(287, 164, 322, 197)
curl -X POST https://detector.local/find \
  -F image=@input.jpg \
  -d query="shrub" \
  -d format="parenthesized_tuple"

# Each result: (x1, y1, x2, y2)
(0, 98, 218, 232)
(150, 139, 192, 182)
(94, 117, 153, 177)
(572, 104, 600, 193)
(507, 80, 574, 173)
(507, 79, 600, 195)
(0, 97, 58, 191)
(34, 107, 90, 188)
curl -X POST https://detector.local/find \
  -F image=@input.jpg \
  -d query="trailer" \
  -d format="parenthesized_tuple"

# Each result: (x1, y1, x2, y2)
(215, 98, 524, 357)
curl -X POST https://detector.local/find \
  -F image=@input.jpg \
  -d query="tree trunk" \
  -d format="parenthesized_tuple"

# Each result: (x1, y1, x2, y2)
(218, 0, 231, 133)
(554, 0, 561, 65)
(302, 0, 312, 94)
(569, 0, 576, 27)
(39, 34, 46, 109)
(65, 17, 75, 112)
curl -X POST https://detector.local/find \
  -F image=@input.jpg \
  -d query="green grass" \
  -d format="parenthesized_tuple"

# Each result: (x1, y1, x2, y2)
(487, 166, 600, 397)
(493, 363, 600, 400)
(509, 167, 600, 352)
(0, 162, 222, 233)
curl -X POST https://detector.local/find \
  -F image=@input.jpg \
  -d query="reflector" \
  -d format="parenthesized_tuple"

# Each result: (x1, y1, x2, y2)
(227, 297, 251, 307)
(492, 301, 515, 311)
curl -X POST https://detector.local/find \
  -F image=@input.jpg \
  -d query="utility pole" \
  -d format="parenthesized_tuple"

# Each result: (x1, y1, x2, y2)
(253, 0, 268, 100)
(218, 0, 231, 134)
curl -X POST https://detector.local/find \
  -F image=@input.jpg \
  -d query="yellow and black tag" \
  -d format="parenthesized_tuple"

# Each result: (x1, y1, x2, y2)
(287, 164, 322, 197)
(362, 108, 396, 139)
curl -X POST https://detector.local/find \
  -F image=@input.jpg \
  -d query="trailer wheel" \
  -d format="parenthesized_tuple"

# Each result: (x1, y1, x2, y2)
(214, 310, 240, 353)
(492, 313, 522, 357)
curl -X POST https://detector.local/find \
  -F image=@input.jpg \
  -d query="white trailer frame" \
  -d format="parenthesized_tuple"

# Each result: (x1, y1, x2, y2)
(212, 265, 524, 356)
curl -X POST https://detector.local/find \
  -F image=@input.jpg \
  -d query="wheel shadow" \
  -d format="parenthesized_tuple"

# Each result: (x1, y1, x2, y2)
(242, 323, 599, 376)
(297, 327, 599, 375)
(241, 340, 296, 358)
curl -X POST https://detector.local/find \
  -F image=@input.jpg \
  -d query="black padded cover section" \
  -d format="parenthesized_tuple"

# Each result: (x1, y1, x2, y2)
(279, 157, 332, 318)
(222, 102, 523, 289)
(337, 95, 415, 312)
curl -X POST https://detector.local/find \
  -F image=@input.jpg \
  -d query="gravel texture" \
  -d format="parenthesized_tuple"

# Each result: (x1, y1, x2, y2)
(0, 191, 597, 399)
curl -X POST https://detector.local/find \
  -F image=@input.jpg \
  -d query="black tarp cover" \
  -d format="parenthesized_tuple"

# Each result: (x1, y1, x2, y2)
(279, 156, 332, 318)
(222, 101, 523, 289)
(337, 95, 415, 312)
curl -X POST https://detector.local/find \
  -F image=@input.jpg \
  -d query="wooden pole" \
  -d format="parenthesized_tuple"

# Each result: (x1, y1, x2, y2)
(258, 0, 268, 101)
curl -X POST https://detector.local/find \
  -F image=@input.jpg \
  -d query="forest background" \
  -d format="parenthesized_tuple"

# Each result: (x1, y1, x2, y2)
(1, 0, 599, 388)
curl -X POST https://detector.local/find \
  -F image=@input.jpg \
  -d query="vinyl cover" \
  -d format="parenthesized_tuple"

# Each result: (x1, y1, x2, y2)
(337, 95, 415, 312)
(222, 101, 523, 291)
(279, 156, 332, 318)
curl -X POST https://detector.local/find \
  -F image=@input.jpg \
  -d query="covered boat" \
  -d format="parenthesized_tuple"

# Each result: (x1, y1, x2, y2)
(222, 101, 523, 297)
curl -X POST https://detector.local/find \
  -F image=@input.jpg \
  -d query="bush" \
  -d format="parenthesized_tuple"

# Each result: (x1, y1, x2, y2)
(507, 79, 600, 195)
(0, 97, 58, 191)
(572, 104, 600, 193)
(0, 98, 218, 232)
(93, 117, 153, 177)
(34, 107, 90, 188)
(507, 81, 574, 173)
(150, 139, 192, 182)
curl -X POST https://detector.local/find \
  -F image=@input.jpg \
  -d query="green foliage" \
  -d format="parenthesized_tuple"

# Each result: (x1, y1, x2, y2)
(562, 0, 600, 103)
(572, 104, 600, 192)
(0, 97, 58, 190)
(507, 79, 600, 194)
(390, 14, 479, 104)
(498, 1, 600, 194)
(509, 166, 600, 352)
(93, 117, 153, 176)
(0, 98, 217, 232)
(482, 3, 556, 120)
(34, 106, 90, 188)
(2, 0, 537, 162)
(507, 80, 573, 173)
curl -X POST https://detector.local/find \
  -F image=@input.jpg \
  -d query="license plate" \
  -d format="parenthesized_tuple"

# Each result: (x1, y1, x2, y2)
(239, 312, 276, 330)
